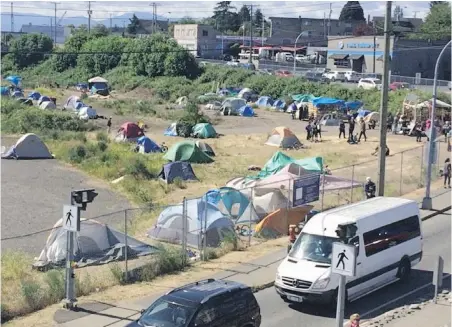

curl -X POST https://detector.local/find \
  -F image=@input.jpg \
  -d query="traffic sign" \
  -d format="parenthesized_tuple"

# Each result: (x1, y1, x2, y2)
(332, 242, 357, 277)
(63, 205, 80, 232)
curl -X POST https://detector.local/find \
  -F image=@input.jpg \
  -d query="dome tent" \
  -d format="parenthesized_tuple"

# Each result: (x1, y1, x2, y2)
(2, 133, 53, 159)
(137, 136, 161, 153)
(192, 123, 217, 139)
(163, 140, 214, 164)
(158, 161, 197, 183)
(147, 198, 235, 249)
(195, 141, 215, 157)
(239, 105, 255, 117)
(115, 122, 144, 142)
(40, 101, 57, 110)
(28, 91, 41, 100)
(164, 122, 179, 136)
(265, 126, 302, 149)
(256, 96, 273, 107)
(78, 106, 97, 120)
(64, 95, 82, 110)
(38, 95, 51, 106)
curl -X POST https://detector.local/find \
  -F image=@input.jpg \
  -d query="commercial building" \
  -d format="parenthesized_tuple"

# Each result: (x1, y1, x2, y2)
(173, 24, 220, 58)
(326, 36, 451, 80)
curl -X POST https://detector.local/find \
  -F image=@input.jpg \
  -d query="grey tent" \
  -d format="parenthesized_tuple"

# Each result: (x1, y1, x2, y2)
(158, 161, 198, 184)
(33, 218, 159, 269)
(195, 141, 216, 157)
(1, 133, 53, 159)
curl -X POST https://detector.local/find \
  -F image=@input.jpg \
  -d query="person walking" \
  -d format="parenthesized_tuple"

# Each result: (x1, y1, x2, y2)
(415, 122, 422, 142)
(444, 158, 451, 188)
(107, 117, 112, 133)
(350, 314, 360, 327)
(339, 121, 346, 139)
(358, 118, 367, 142)
(349, 117, 355, 140)
(316, 121, 322, 141)
(305, 122, 312, 141)
(312, 122, 319, 142)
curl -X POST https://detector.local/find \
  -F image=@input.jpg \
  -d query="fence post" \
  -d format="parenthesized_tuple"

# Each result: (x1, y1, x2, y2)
(320, 171, 326, 211)
(182, 198, 187, 266)
(399, 151, 404, 195)
(124, 209, 128, 283)
(202, 196, 208, 261)
(420, 145, 425, 187)
(436, 138, 441, 174)
(350, 165, 355, 203)
(248, 187, 253, 247)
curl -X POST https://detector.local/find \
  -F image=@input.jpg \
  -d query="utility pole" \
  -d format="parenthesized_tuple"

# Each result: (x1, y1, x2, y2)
(109, 14, 112, 31)
(373, 20, 376, 74)
(249, 4, 253, 64)
(53, 2, 58, 45)
(262, 16, 264, 46)
(10, 2, 14, 32)
(377, 1, 392, 197)
(328, 2, 332, 36)
(87, 1, 92, 34)
(151, 3, 157, 34)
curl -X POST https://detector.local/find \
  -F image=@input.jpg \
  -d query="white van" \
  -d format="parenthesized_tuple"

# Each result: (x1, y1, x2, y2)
(275, 197, 422, 306)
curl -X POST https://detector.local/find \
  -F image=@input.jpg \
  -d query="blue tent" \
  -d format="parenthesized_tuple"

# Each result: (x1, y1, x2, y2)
(312, 97, 345, 107)
(239, 105, 255, 117)
(345, 101, 363, 110)
(164, 122, 178, 136)
(38, 95, 51, 105)
(137, 136, 161, 153)
(357, 109, 371, 118)
(5, 75, 21, 86)
(286, 102, 298, 113)
(272, 99, 286, 110)
(256, 96, 273, 107)
(11, 90, 24, 98)
(158, 161, 197, 183)
(75, 102, 85, 110)
(0, 87, 9, 96)
(28, 91, 41, 100)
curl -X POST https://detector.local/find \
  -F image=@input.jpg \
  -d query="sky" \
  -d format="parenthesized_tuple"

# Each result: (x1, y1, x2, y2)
(0, 0, 432, 22)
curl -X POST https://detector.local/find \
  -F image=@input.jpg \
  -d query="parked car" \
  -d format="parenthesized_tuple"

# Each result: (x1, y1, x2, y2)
(323, 71, 346, 82)
(127, 279, 261, 327)
(389, 82, 412, 91)
(275, 70, 293, 77)
(344, 71, 361, 83)
(304, 72, 329, 84)
(358, 78, 382, 90)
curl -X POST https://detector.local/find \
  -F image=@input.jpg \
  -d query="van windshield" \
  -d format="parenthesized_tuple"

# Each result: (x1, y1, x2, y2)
(289, 233, 338, 264)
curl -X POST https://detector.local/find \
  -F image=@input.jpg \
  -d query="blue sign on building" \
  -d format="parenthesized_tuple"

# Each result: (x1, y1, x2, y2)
(292, 174, 321, 207)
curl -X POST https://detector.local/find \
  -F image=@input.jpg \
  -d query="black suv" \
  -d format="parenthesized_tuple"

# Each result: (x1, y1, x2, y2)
(128, 279, 261, 327)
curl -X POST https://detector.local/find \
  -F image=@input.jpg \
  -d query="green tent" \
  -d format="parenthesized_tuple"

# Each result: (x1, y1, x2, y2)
(250, 151, 323, 179)
(192, 123, 217, 139)
(163, 140, 214, 164)
(291, 94, 315, 103)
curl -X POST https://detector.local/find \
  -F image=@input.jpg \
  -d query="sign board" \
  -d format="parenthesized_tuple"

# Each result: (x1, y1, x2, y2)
(63, 205, 80, 232)
(292, 174, 320, 207)
(332, 242, 357, 277)
(415, 73, 421, 85)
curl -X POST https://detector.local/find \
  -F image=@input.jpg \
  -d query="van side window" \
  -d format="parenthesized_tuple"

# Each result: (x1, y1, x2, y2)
(349, 236, 360, 255)
(363, 216, 421, 257)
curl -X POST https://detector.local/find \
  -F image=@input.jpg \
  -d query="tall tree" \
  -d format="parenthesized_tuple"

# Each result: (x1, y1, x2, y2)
(421, 2, 451, 40)
(339, 1, 366, 21)
(238, 5, 250, 24)
(92, 24, 109, 37)
(254, 9, 263, 28)
(178, 17, 198, 24)
(212, 1, 240, 32)
(430, 1, 443, 8)
(127, 14, 140, 34)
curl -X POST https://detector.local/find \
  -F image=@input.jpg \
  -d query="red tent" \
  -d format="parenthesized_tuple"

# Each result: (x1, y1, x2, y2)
(119, 122, 144, 138)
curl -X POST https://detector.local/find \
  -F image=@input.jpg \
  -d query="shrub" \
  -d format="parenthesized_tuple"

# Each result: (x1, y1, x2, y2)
(109, 263, 126, 285)
(44, 270, 65, 303)
(96, 131, 109, 142)
(20, 279, 44, 311)
(97, 141, 108, 152)
(68, 145, 87, 163)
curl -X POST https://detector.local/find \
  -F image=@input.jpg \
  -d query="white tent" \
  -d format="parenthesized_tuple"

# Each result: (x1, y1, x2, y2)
(34, 218, 157, 268)
(64, 95, 81, 110)
(238, 88, 253, 99)
(416, 99, 452, 109)
(1, 133, 52, 159)
(88, 76, 108, 83)
(253, 190, 289, 218)
(222, 98, 246, 113)
(78, 106, 97, 120)
(147, 198, 235, 249)
(40, 101, 56, 110)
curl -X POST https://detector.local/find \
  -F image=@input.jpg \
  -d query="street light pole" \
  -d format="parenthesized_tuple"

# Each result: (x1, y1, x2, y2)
(421, 40, 452, 210)
(293, 32, 303, 75)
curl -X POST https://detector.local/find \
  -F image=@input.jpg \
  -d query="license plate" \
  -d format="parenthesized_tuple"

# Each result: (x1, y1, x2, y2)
(287, 295, 303, 303)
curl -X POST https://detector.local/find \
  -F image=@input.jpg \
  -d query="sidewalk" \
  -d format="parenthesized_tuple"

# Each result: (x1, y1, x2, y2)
(53, 191, 451, 327)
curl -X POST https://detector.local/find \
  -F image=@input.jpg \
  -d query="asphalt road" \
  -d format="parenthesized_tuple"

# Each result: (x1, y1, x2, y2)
(1, 156, 131, 255)
(257, 210, 451, 327)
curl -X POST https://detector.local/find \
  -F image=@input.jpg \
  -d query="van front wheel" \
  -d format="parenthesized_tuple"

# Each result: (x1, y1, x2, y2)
(397, 259, 411, 282)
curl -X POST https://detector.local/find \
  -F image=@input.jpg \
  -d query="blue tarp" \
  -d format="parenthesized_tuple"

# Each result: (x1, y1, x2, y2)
(256, 96, 273, 107)
(357, 109, 371, 118)
(286, 102, 298, 113)
(158, 161, 197, 183)
(5, 75, 21, 86)
(1, 87, 10, 96)
(239, 105, 255, 117)
(312, 97, 345, 107)
(345, 101, 363, 110)
(137, 136, 161, 153)
(28, 91, 41, 100)
(273, 99, 286, 109)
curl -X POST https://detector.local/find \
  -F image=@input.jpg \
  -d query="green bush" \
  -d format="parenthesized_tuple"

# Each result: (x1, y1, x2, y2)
(44, 270, 65, 303)
(68, 145, 87, 163)
(20, 279, 44, 311)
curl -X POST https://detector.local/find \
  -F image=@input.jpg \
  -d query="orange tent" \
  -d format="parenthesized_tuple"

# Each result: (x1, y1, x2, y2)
(265, 126, 302, 149)
(255, 205, 313, 238)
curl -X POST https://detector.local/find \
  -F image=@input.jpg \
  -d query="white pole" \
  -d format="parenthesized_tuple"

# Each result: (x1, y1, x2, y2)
(422, 40, 451, 210)
(293, 32, 303, 75)
(334, 275, 346, 327)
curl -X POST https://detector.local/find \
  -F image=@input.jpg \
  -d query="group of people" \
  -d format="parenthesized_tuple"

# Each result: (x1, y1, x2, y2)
(305, 120, 322, 142)
(337, 115, 368, 144)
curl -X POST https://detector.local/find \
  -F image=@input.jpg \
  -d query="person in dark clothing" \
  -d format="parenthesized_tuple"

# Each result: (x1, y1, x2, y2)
(368, 119, 376, 130)
(107, 117, 112, 133)
(415, 122, 422, 142)
(306, 123, 312, 141)
(365, 177, 376, 199)
(339, 121, 346, 139)
(358, 118, 367, 142)
(348, 118, 355, 140)
(444, 158, 451, 188)
(312, 122, 319, 142)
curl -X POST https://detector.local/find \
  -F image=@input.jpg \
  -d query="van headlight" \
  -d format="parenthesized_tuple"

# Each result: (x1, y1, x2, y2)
(311, 277, 330, 289)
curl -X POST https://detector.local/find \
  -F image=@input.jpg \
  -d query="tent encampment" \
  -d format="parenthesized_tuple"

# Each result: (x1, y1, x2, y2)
(64, 95, 81, 110)
(33, 218, 158, 269)
(265, 126, 302, 149)
(239, 105, 255, 117)
(115, 122, 144, 142)
(163, 141, 214, 163)
(204, 187, 259, 223)
(221, 98, 246, 115)
(1, 133, 53, 159)
(256, 96, 273, 107)
(78, 106, 97, 120)
(192, 123, 217, 139)
(195, 141, 215, 157)
(147, 198, 235, 249)
(28, 91, 41, 100)
(38, 95, 51, 106)
(137, 136, 161, 153)
(39, 101, 57, 110)
(158, 161, 198, 183)
(255, 206, 313, 238)
(164, 122, 179, 136)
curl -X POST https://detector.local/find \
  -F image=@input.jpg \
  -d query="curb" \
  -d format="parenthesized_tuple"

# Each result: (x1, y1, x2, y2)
(421, 205, 451, 221)
(252, 281, 274, 293)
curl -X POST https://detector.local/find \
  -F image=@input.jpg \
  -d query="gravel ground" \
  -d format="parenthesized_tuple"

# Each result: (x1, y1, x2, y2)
(1, 142, 131, 255)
